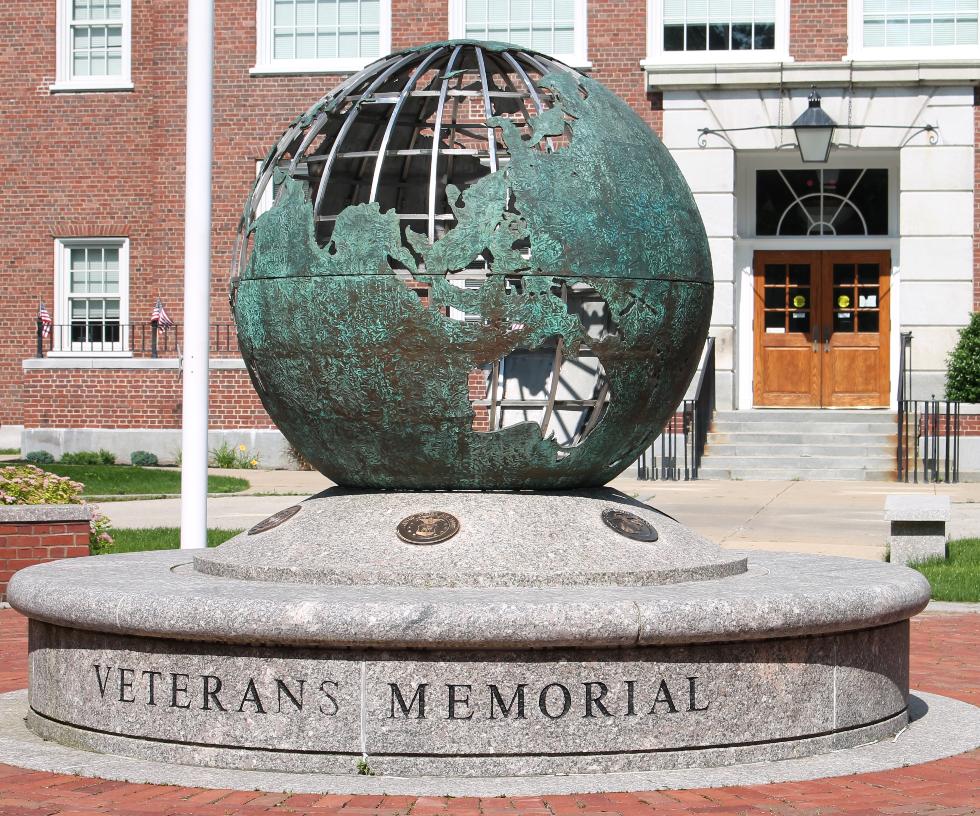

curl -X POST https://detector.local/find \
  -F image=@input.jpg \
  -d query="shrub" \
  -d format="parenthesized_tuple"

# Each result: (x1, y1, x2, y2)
(24, 450, 54, 465)
(60, 449, 117, 465)
(0, 464, 113, 550)
(130, 450, 159, 467)
(210, 441, 259, 470)
(946, 312, 980, 402)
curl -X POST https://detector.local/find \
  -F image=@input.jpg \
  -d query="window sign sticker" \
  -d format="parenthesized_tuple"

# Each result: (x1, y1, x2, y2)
(839, 311, 851, 319)
(766, 327, 786, 334)
(837, 294, 851, 308)
(791, 311, 806, 319)
(858, 294, 877, 308)
(792, 294, 806, 308)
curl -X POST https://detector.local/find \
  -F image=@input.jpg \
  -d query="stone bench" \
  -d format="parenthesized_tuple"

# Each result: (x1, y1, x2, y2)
(885, 495, 950, 567)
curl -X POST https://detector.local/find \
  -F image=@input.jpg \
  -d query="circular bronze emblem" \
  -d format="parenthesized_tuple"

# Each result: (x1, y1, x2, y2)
(601, 509, 658, 542)
(396, 511, 460, 545)
(248, 504, 302, 535)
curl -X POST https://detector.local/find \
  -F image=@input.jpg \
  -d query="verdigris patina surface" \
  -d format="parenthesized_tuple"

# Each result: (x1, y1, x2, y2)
(232, 40, 711, 489)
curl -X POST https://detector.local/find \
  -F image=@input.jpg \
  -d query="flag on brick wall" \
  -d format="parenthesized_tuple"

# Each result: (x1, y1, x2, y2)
(37, 301, 52, 338)
(151, 299, 175, 331)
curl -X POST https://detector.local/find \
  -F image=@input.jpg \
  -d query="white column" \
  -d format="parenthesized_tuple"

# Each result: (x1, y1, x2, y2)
(180, 0, 215, 549)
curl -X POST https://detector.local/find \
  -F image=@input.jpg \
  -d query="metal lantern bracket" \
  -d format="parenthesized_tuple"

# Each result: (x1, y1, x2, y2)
(697, 88, 937, 161)
(697, 122, 939, 150)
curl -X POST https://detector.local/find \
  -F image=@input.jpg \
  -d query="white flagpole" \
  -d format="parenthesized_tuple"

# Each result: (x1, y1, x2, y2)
(180, 0, 215, 549)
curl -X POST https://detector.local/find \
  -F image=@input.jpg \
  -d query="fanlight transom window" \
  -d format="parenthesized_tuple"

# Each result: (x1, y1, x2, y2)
(755, 168, 889, 236)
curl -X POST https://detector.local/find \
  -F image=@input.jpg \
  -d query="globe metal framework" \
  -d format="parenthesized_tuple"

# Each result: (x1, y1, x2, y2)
(231, 40, 712, 489)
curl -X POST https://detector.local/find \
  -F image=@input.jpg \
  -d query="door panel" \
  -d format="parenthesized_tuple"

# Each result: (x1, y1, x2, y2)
(753, 253, 821, 407)
(754, 251, 890, 408)
(821, 253, 891, 407)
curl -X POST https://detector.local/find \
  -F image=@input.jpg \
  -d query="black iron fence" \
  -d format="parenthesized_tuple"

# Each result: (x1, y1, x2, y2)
(35, 322, 239, 358)
(636, 337, 716, 481)
(898, 397, 961, 483)
(896, 332, 961, 483)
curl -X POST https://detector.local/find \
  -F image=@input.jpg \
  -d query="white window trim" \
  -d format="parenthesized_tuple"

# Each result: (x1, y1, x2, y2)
(52, 237, 131, 357)
(251, 0, 392, 75)
(847, 0, 980, 62)
(643, 0, 791, 66)
(51, 0, 133, 93)
(447, 0, 591, 70)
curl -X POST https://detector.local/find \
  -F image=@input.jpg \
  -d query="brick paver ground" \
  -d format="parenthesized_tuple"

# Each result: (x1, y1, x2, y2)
(0, 607, 976, 815)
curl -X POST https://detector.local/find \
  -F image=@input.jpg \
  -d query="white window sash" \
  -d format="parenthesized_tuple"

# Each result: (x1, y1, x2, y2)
(847, 0, 980, 59)
(447, 0, 591, 68)
(52, 0, 133, 92)
(53, 238, 131, 356)
(253, 0, 392, 75)
(644, 0, 790, 64)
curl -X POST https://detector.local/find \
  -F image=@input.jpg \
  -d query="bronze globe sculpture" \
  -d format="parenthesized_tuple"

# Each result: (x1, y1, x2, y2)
(232, 40, 712, 489)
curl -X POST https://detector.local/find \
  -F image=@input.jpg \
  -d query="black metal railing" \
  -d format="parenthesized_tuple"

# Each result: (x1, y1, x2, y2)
(898, 397, 961, 483)
(636, 337, 716, 481)
(896, 332, 961, 483)
(35, 322, 239, 359)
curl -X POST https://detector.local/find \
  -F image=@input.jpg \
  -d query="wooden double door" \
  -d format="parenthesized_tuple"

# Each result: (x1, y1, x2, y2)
(754, 251, 891, 408)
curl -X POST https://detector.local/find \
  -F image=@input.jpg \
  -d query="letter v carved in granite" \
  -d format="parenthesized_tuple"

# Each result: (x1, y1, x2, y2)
(93, 664, 112, 699)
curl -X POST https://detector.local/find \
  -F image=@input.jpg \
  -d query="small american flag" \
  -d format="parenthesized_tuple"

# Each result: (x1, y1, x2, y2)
(37, 301, 52, 338)
(151, 299, 175, 331)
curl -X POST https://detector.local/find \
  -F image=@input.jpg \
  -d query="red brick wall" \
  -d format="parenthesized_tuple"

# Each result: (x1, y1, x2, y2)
(0, 520, 90, 602)
(790, 0, 849, 61)
(588, 0, 663, 136)
(22, 369, 274, 429)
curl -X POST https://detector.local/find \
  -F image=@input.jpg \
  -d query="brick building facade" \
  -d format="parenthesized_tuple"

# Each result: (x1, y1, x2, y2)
(2, 0, 978, 471)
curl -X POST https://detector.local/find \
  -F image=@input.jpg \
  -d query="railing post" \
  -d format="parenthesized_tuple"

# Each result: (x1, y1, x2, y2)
(35, 319, 43, 358)
(151, 322, 159, 358)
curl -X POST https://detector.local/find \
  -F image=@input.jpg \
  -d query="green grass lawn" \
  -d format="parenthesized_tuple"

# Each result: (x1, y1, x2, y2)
(911, 538, 980, 603)
(38, 464, 248, 497)
(94, 527, 241, 555)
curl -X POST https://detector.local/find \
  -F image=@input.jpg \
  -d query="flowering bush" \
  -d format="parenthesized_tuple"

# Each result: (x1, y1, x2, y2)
(0, 464, 112, 551)
(210, 442, 259, 470)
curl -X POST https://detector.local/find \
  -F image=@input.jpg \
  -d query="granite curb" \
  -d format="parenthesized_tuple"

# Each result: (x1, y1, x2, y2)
(0, 689, 976, 796)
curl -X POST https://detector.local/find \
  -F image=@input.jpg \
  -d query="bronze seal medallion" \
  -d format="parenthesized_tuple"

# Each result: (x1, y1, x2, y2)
(601, 508, 658, 542)
(396, 511, 460, 545)
(248, 504, 302, 535)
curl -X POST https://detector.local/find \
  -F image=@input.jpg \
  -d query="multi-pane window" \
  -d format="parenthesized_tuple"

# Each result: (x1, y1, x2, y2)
(862, 0, 979, 47)
(55, 240, 128, 352)
(70, 0, 123, 77)
(254, 0, 389, 71)
(69, 246, 121, 345)
(272, 0, 381, 61)
(55, 0, 131, 90)
(663, 0, 776, 51)
(463, 0, 577, 57)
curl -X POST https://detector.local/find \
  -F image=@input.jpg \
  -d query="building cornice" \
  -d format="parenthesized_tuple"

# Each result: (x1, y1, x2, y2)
(644, 60, 980, 90)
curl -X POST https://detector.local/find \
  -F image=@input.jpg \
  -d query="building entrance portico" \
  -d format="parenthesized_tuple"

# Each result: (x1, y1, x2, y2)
(753, 250, 891, 408)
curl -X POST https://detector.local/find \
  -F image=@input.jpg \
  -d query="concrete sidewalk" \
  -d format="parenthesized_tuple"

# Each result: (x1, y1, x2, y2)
(99, 470, 980, 560)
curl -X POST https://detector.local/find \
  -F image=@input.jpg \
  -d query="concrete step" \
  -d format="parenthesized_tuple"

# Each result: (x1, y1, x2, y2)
(704, 443, 895, 458)
(711, 420, 897, 435)
(712, 410, 895, 424)
(700, 454, 894, 469)
(697, 467, 897, 481)
(708, 431, 896, 445)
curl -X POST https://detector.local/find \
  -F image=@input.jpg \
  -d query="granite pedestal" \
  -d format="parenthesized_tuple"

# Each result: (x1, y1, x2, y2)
(8, 488, 930, 777)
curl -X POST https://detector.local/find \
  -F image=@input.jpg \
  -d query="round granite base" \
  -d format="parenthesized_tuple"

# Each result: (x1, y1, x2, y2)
(2, 689, 978, 795)
(7, 490, 931, 777)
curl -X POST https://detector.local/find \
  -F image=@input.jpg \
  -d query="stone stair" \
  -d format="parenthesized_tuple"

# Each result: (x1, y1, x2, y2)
(698, 410, 897, 481)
